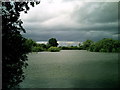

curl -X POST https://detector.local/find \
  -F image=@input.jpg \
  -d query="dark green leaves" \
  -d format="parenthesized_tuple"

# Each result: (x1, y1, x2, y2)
(2, 2, 40, 89)
(48, 38, 59, 47)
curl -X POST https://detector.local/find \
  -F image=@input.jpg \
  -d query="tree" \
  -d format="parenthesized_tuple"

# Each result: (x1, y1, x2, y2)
(88, 38, 120, 52)
(24, 38, 37, 52)
(82, 40, 93, 50)
(37, 43, 47, 49)
(2, 1, 40, 89)
(48, 38, 58, 47)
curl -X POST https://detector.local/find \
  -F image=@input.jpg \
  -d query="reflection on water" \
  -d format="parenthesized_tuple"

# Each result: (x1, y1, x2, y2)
(20, 50, 119, 88)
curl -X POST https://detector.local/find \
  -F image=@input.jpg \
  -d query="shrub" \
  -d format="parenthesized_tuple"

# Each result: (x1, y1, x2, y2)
(32, 46, 44, 52)
(61, 46, 81, 50)
(48, 47, 61, 52)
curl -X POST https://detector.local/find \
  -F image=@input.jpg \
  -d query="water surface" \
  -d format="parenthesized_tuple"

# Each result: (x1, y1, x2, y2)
(20, 50, 119, 88)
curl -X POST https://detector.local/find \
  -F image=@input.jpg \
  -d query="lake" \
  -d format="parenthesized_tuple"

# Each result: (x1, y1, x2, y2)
(20, 50, 119, 88)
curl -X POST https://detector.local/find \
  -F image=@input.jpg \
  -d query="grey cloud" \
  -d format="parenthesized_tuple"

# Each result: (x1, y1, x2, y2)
(23, 30, 114, 42)
(23, 21, 118, 33)
(22, 2, 118, 33)
(21, 1, 118, 42)
(21, 12, 56, 23)
(23, 16, 54, 23)
(62, 0, 85, 2)
(72, 2, 118, 24)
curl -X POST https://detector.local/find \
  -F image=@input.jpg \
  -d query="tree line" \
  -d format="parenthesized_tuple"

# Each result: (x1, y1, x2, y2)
(25, 38, 120, 53)
(88, 38, 120, 52)
(25, 38, 61, 52)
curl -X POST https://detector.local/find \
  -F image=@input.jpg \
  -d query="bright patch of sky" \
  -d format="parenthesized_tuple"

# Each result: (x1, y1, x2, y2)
(36, 41, 81, 46)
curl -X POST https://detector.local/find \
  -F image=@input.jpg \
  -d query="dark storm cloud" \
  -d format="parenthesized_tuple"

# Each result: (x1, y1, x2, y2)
(71, 2, 118, 24)
(20, 0, 118, 41)
(23, 30, 113, 41)
(23, 21, 117, 33)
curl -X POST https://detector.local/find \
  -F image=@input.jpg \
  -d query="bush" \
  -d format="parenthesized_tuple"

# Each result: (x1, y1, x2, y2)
(48, 47, 61, 52)
(61, 46, 81, 50)
(32, 46, 44, 52)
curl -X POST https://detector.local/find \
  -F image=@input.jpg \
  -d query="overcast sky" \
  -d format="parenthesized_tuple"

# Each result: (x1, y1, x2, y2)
(20, 0, 119, 42)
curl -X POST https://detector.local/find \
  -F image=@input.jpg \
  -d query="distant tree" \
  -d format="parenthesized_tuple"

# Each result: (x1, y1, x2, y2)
(37, 43, 47, 49)
(78, 43, 81, 47)
(31, 43, 47, 52)
(89, 38, 120, 52)
(2, 1, 40, 89)
(82, 40, 93, 50)
(24, 38, 37, 52)
(78, 42, 83, 49)
(48, 38, 58, 47)
(89, 43, 95, 51)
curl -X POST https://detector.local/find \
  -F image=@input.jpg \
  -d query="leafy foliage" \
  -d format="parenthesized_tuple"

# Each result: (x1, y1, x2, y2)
(32, 46, 44, 52)
(89, 38, 120, 52)
(48, 38, 58, 47)
(48, 47, 61, 52)
(2, 1, 40, 89)
(37, 43, 47, 49)
(60, 46, 82, 50)
(82, 40, 93, 50)
(24, 38, 37, 52)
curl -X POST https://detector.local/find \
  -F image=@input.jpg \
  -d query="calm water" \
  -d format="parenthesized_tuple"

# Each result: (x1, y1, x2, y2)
(20, 50, 119, 88)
